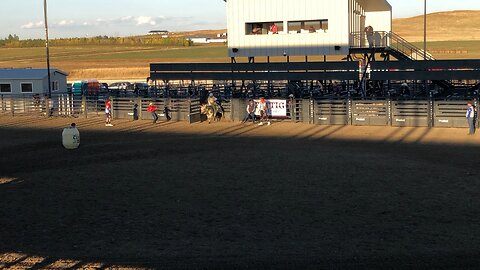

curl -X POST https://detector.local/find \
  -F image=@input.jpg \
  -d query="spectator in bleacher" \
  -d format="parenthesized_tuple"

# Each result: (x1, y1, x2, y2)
(466, 102, 476, 135)
(365, 25, 374, 47)
(270, 23, 278, 34)
(400, 82, 410, 96)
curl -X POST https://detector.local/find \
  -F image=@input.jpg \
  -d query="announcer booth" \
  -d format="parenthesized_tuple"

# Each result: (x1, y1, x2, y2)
(225, 0, 392, 59)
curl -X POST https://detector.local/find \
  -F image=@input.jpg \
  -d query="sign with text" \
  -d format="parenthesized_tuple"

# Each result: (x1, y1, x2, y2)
(255, 99, 287, 118)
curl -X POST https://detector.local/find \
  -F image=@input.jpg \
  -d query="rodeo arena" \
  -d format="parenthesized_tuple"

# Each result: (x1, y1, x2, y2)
(4, 1, 480, 269)
(1, 0, 479, 129)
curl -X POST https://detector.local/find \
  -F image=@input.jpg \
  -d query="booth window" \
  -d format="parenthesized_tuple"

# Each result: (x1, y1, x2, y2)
(0, 83, 11, 93)
(21, 83, 33, 93)
(52, 81, 59, 91)
(288, 19, 328, 33)
(246, 22, 284, 35)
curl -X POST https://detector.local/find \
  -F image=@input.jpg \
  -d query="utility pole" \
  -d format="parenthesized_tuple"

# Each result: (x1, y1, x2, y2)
(44, 0, 52, 98)
(424, 0, 427, 94)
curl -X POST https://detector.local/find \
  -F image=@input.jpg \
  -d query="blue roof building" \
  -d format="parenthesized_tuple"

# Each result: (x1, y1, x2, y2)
(0, 68, 68, 95)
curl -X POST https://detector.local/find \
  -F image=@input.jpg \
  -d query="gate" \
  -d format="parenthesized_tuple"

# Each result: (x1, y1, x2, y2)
(391, 100, 430, 127)
(219, 99, 232, 121)
(169, 99, 191, 121)
(112, 98, 137, 119)
(290, 99, 306, 122)
(352, 100, 388, 126)
(314, 99, 349, 125)
(434, 101, 468, 128)
(84, 96, 105, 117)
(140, 98, 168, 121)
(189, 99, 202, 123)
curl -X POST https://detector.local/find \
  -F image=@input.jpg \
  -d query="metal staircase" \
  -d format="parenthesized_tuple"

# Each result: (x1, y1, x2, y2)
(385, 32, 434, 61)
(385, 32, 455, 92)
(350, 31, 454, 93)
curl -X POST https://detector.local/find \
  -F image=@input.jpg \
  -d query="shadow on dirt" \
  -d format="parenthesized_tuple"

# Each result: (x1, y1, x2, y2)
(1, 124, 480, 269)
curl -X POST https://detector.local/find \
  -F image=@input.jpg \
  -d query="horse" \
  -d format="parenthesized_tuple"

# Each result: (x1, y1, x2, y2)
(200, 103, 223, 123)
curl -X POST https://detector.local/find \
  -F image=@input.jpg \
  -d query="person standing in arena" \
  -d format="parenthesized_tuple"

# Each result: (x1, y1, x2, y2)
(147, 102, 159, 124)
(256, 97, 270, 126)
(105, 99, 113, 126)
(242, 99, 256, 123)
(466, 102, 476, 135)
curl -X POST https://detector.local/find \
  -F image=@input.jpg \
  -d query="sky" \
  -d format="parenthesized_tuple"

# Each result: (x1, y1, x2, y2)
(1, 0, 480, 39)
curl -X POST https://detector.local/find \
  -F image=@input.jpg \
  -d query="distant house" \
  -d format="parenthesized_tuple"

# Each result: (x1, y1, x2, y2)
(187, 37, 227, 44)
(0, 68, 68, 95)
(148, 30, 170, 38)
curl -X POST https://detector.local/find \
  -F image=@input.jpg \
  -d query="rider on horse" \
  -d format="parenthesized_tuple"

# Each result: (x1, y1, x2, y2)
(207, 93, 219, 117)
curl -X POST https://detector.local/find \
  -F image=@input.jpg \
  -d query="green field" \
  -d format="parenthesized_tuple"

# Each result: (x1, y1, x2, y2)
(0, 41, 479, 80)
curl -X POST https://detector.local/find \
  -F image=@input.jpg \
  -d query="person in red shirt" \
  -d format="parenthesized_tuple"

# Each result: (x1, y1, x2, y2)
(105, 99, 113, 126)
(270, 23, 278, 34)
(147, 102, 159, 123)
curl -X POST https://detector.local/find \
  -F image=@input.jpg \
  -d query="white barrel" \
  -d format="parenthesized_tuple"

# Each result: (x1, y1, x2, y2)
(62, 127, 80, 149)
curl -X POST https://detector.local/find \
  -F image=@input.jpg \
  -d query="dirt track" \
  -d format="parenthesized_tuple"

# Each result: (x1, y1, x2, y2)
(1, 116, 480, 269)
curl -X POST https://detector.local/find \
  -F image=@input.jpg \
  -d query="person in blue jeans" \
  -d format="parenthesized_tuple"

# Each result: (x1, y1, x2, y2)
(466, 102, 476, 135)
(242, 99, 256, 123)
(147, 102, 159, 123)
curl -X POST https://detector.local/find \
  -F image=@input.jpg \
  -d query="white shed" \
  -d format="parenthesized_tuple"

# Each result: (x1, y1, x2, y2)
(225, 0, 392, 58)
(0, 68, 68, 95)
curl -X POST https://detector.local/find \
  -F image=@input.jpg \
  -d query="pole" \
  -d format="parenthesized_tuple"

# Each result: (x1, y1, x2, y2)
(424, 0, 427, 59)
(424, 0, 427, 87)
(44, 0, 52, 98)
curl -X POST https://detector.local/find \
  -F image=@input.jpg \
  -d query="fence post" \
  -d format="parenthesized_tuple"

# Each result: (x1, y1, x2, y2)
(136, 97, 141, 120)
(301, 99, 311, 124)
(138, 97, 143, 120)
(347, 97, 353, 125)
(10, 97, 14, 116)
(428, 92, 433, 128)
(110, 98, 114, 120)
(309, 98, 315, 124)
(387, 97, 392, 126)
(23, 95, 26, 114)
(81, 95, 87, 118)
(474, 90, 480, 129)
(230, 98, 241, 122)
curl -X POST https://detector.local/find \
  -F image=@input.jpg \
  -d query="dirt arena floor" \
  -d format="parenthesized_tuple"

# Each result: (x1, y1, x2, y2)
(1, 115, 480, 270)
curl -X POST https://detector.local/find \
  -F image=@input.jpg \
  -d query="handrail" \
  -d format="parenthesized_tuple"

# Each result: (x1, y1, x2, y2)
(349, 31, 434, 61)
(386, 32, 435, 61)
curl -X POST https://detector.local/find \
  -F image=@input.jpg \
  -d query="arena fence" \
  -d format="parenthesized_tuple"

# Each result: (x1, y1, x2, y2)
(1, 94, 477, 129)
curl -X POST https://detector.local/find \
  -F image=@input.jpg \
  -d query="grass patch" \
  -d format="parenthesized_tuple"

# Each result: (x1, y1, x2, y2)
(1, 41, 479, 80)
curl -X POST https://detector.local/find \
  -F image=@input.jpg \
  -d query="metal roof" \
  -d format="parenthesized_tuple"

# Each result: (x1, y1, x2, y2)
(224, 0, 391, 11)
(0, 68, 68, 80)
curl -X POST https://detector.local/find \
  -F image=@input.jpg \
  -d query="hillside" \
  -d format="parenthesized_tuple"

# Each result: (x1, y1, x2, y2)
(393, 10, 480, 42)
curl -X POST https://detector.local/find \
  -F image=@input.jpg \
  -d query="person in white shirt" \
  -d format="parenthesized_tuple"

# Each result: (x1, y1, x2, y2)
(466, 102, 476, 135)
(256, 97, 271, 126)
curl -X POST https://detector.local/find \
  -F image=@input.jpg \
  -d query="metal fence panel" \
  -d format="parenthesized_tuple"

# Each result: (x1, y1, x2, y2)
(113, 98, 137, 119)
(189, 99, 202, 123)
(219, 99, 232, 121)
(391, 100, 429, 127)
(434, 101, 469, 128)
(140, 98, 168, 121)
(314, 99, 349, 125)
(352, 100, 388, 126)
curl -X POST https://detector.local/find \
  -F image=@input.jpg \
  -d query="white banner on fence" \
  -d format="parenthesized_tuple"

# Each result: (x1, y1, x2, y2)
(255, 99, 287, 118)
